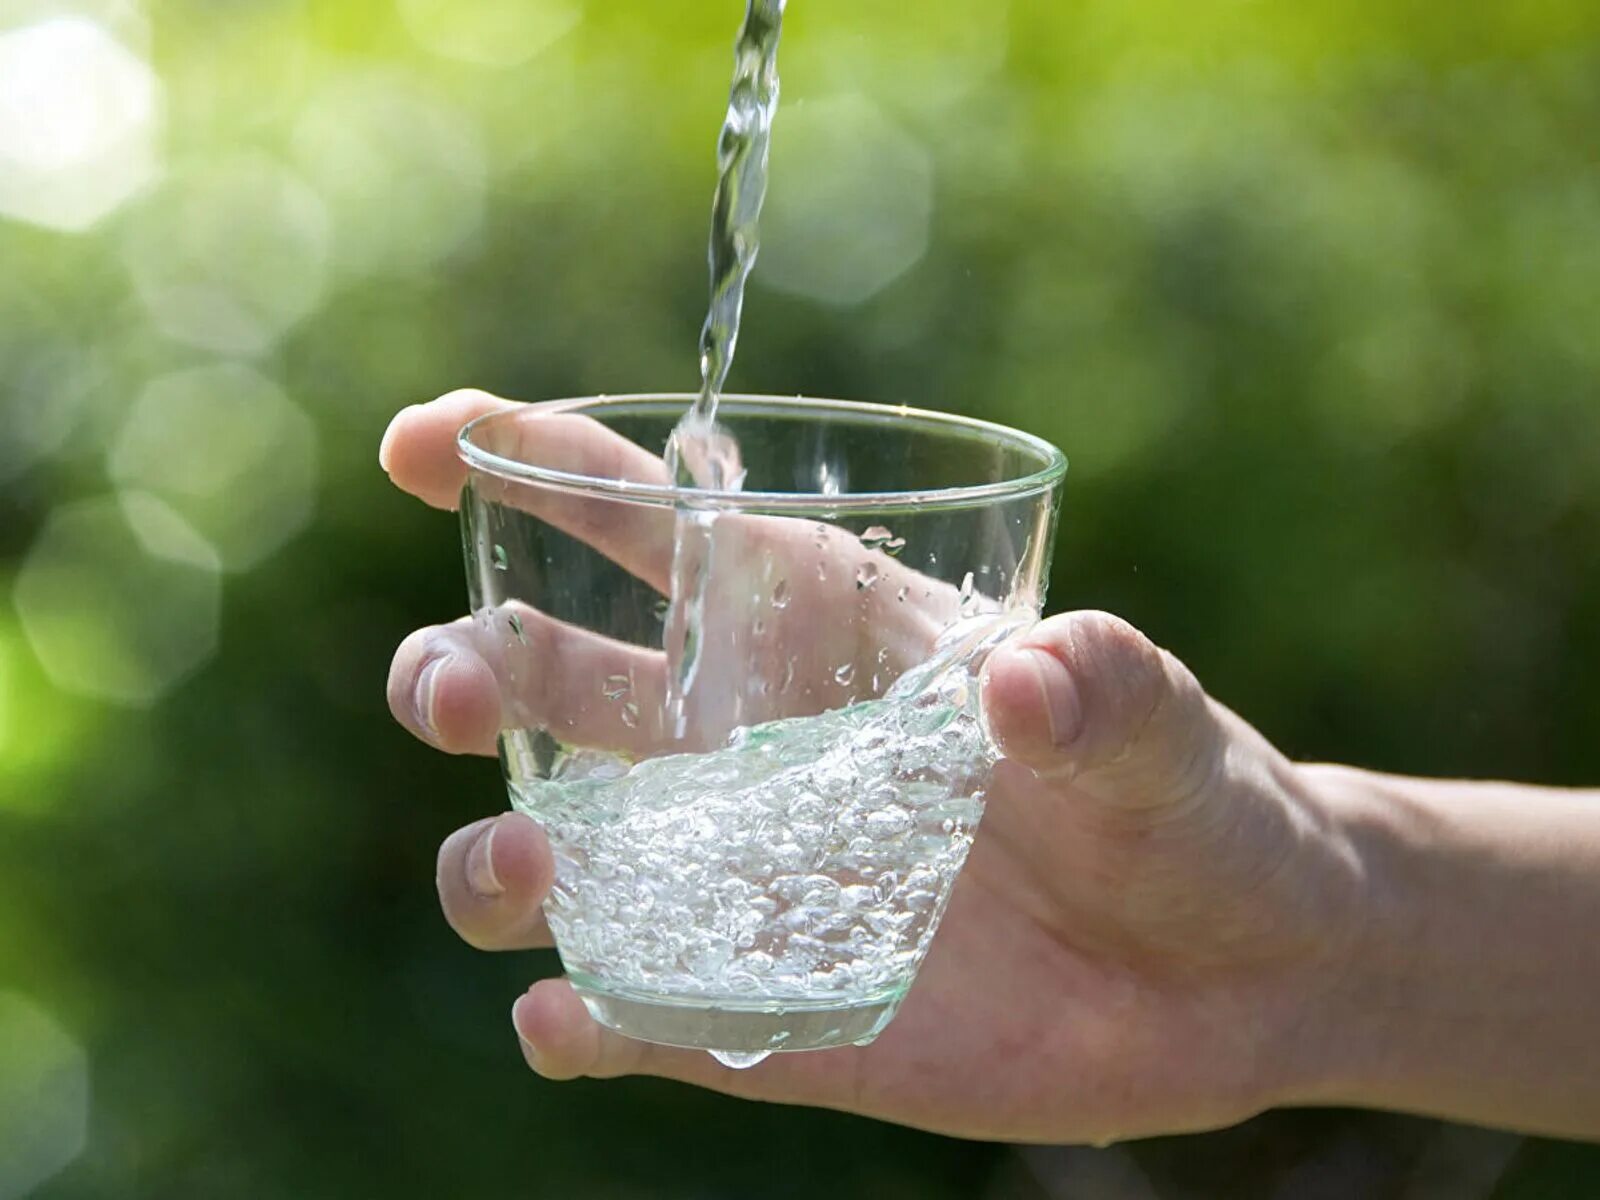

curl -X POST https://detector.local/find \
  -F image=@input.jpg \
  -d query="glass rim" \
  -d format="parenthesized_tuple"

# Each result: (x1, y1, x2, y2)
(456, 393, 1068, 513)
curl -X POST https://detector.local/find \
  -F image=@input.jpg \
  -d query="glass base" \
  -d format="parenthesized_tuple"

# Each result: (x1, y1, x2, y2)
(571, 977, 904, 1056)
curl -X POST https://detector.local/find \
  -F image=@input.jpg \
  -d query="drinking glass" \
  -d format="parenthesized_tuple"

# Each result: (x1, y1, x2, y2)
(457, 395, 1066, 1063)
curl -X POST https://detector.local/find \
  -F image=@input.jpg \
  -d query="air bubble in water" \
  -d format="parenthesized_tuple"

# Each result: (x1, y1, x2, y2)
(711, 1049, 772, 1069)
(603, 674, 631, 701)
(834, 662, 856, 686)
(854, 562, 879, 590)
(772, 579, 790, 609)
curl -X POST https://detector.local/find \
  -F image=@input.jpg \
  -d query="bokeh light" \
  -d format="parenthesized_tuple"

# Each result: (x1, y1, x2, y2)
(0, 14, 159, 233)
(0, 332, 104, 483)
(0, 991, 88, 1200)
(13, 492, 221, 706)
(290, 72, 485, 279)
(397, 0, 579, 69)
(757, 93, 933, 307)
(108, 362, 319, 572)
(120, 152, 329, 356)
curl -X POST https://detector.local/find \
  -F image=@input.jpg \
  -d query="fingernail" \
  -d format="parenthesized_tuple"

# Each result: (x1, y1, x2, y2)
(513, 1002, 547, 1074)
(1025, 647, 1082, 748)
(466, 819, 503, 900)
(414, 654, 448, 741)
(378, 406, 413, 473)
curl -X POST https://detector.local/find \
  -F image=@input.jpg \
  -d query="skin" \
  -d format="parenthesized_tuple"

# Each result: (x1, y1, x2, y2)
(383, 390, 1600, 1145)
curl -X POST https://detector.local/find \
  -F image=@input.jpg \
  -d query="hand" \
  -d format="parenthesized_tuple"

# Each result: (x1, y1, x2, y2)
(383, 390, 1365, 1144)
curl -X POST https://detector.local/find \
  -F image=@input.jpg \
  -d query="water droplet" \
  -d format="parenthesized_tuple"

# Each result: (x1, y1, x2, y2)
(779, 657, 796, 693)
(492, 543, 509, 571)
(854, 562, 879, 590)
(896, 585, 908, 603)
(958, 571, 979, 616)
(859, 524, 906, 555)
(771, 578, 790, 609)
(507, 612, 526, 644)
(652, 597, 670, 622)
(710, 1049, 772, 1069)
(813, 523, 829, 547)
(816, 559, 828, 582)
(834, 662, 855, 686)
(753, 617, 766, 635)
(603, 674, 631, 701)
(620, 702, 640, 728)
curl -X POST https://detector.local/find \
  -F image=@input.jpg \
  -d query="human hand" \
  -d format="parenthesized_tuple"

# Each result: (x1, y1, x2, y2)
(384, 390, 1364, 1144)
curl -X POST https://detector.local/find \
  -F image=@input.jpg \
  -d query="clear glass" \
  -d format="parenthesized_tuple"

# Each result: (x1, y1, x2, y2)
(458, 395, 1066, 1062)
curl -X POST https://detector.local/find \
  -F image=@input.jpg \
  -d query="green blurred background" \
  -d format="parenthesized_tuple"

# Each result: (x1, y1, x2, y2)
(2, 0, 1599, 1195)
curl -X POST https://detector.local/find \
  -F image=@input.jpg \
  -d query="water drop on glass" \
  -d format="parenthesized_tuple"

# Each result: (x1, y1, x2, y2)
(652, 597, 670, 622)
(858, 524, 905, 555)
(620, 701, 640, 729)
(771, 578, 790, 609)
(834, 662, 855, 686)
(896, 585, 908, 603)
(603, 674, 631, 701)
(507, 612, 527, 644)
(710, 1049, 772, 1069)
(854, 562, 879, 590)
(492, 543, 509, 571)
(958, 571, 979, 616)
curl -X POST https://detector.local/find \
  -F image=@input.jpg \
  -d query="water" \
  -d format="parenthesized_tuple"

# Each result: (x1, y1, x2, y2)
(667, 0, 784, 479)
(514, 617, 1020, 1066)
(661, 0, 784, 739)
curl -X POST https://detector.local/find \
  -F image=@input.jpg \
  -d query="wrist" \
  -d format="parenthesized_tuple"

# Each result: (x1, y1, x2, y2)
(1260, 763, 1416, 1114)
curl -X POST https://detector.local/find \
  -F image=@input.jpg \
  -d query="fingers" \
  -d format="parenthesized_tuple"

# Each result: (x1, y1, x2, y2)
(509, 977, 862, 1106)
(380, 389, 519, 510)
(389, 618, 502, 755)
(382, 390, 675, 590)
(981, 610, 1221, 805)
(388, 610, 672, 757)
(437, 814, 555, 950)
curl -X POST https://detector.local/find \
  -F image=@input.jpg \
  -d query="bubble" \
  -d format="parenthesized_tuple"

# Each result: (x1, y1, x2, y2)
(771, 578, 790, 609)
(492, 544, 509, 571)
(602, 675, 631, 701)
(13, 493, 220, 706)
(507, 612, 527, 644)
(0, 991, 89, 1197)
(122, 152, 330, 355)
(620, 702, 640, 729)
(834, 662, 856, 687)
(0, 16, 160, 232)
(896, 586, 909, 603)
(854, 562, 880, 591)
(107, 363, 319, 571)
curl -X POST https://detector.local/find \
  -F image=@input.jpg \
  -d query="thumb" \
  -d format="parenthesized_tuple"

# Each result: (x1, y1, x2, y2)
(980, 610, 1221, 805)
